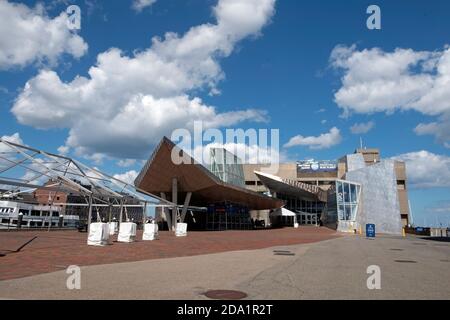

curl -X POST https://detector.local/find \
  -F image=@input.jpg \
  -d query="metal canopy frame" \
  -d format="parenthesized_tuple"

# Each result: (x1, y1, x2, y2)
(0, 138, 178, 231)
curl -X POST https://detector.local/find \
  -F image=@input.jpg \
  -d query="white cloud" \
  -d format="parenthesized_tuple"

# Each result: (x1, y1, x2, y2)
(0, 133, 24, 166)
(117, 159, 136, 168)
(392, 150, 450, 188)
(350, 121, 375, 134)
(330, 44, 450, 147)
(414, 113, 450, 149)
(426, 201, 450, 215)
(0, 134, 48, 186)
(0, 132, 23, 145)
(57, 145, 69, 155)
(113, 170, 139, 185)
(132, 0, 156, 12)
(284, 127, 342, 150)
(12, 0, 275, 160)
(0, 0, 88, 69)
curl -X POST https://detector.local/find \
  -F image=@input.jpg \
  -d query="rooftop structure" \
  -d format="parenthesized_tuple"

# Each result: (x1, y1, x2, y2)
(134, 137, 283, 231)
(0, 137, 174, 231)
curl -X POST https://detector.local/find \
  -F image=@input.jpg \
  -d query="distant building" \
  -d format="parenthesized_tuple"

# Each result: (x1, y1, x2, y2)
(134, 138, 282, 231)
(134, 137, 410, 235)
(33, 179, 144, 224)
(243, 148, 410, 234)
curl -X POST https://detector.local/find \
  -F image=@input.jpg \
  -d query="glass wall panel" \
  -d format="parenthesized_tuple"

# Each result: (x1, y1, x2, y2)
(333, 180, 360, 221)
(350, 184, 356, 203)
(344, 183, 350, 202)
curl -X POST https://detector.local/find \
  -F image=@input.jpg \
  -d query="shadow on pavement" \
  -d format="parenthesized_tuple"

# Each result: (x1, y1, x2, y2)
(420, 236, 450, 243)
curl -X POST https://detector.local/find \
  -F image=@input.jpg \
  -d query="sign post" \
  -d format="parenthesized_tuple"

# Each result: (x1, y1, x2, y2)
(366, 223, 376, 238)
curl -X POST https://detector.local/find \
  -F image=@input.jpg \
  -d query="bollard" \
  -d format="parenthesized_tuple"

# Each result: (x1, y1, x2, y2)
(402, 227, 406, 237)
(17, 213, 23, 230)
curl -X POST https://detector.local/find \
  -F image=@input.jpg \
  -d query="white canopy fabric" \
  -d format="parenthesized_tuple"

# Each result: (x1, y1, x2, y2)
(271, 207, 296, 217)
(270, 208, 298, 227)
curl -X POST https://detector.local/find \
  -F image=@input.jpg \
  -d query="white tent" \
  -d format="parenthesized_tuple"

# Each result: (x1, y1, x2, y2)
(271, 207, 298, 227)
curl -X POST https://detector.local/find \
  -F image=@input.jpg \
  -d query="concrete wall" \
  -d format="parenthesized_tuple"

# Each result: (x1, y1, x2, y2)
(346, 160, 403, 235)
(345, 153, 366, 172)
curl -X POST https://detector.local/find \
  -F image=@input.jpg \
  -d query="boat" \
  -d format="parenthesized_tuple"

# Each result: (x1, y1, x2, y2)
(0, 200, 79, 229)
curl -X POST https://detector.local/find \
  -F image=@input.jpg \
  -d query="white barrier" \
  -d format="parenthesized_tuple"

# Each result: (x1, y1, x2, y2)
(87, 222, 110, 246)
(118, 222, 137, 243)
(175, 223, 187, 237)
(142, 223, 159, 241)
(108, 221, 118, 235)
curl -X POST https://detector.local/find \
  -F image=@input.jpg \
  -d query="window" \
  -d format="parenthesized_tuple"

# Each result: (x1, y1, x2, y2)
(31, 210, 40, 216)
(52, 212, 59, 217)
(335, 181, 360, 221)
(397, 180, 406, 190)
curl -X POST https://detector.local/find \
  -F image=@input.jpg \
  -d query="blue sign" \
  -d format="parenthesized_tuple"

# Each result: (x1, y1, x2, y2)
(366, 224, 376, 238)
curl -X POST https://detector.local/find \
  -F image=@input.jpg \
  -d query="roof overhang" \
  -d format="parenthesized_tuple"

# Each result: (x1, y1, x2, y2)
(254, 171, 327, 202)
(134, 137, 283, 210)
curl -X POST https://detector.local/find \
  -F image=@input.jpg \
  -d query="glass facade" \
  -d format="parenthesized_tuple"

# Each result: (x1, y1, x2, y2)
(208, 148, 245, 188)
(335, 180, 361, 221)
(275, 193, 325, 225)
(206, 202, 252, 231)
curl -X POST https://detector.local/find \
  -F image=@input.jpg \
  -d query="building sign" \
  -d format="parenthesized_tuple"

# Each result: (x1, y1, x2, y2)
(297, 160, 337, 172)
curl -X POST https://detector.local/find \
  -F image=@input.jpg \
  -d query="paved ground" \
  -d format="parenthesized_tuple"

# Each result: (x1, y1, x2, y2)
(0, 226, 338, 280)
(0, 232, 449, 299)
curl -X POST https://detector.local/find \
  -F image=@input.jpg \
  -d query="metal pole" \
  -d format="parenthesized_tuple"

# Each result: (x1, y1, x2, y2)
(108, 204, 112, 223)
(87, 195, 93, 234)
(118, 199, 124, 226)
(172, 177, 178, 232)
(142, 202, 147, 226)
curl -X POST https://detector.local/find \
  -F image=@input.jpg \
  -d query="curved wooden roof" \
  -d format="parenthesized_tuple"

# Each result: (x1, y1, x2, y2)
(134, 137, 283, 210)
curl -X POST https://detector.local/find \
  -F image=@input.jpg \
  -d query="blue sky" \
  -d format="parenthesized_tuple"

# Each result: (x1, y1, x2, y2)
(1, 0, 450, 226)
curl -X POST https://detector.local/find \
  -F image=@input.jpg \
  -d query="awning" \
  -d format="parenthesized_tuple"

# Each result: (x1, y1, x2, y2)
(271, 207, 297, 217)
(254, 171, 328, 202)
